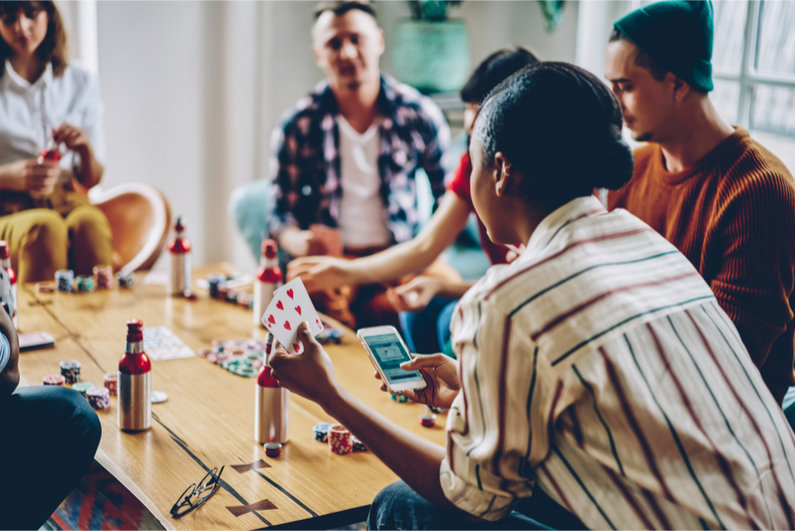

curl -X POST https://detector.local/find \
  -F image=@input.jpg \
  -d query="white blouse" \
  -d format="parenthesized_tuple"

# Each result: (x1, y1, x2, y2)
(0, 59, 105, 170)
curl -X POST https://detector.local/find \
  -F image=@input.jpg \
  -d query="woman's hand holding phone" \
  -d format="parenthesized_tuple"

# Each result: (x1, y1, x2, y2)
(374, 353, 460, 409)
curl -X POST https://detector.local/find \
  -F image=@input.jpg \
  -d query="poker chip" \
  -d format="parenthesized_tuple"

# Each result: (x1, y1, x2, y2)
(389, 392, 410, 403)
(87, 387, 110, 410)
(425, 405, 446, 414)
(76, 275, 94, 292)
(73, 381, 94, 398)
(55, 269, 74, 292)
(420, 413, 437, 428)
(35, 282, 54, 293)
(198, 348, 214, 358)
(42, 374, 64, 386)
(151, 391, 168, 404)
(117, 272, 135, 289)
(264, 442, 282, 457)
(59, 360, 81, 384)
(104, 373, 118, 396)
(329, 424, 352, 455)
(207, 274, 224, 299)
(202, 338, 267, 377)
(93, 265, 114, 290)
(225, 290, 239, 303)
(313, 422, 333, 443)
(316, 328, 344, 344)
(352, 435, 367, 452)
(236, 293, 250, 308)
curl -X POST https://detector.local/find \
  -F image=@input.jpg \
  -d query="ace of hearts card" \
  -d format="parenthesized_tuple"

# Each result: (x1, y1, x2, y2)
(262, 278, 323, 353)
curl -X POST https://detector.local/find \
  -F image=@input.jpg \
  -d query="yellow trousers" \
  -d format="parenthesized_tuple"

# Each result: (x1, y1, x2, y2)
(0, 205, 113, 283)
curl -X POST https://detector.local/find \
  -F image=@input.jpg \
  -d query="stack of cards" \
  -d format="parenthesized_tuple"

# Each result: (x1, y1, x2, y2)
(262, 278, 323, 354)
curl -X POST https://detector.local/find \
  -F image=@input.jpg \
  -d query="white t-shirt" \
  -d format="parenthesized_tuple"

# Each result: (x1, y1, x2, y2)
(0, 60, 106, 169)
(336, 115, 392, 248)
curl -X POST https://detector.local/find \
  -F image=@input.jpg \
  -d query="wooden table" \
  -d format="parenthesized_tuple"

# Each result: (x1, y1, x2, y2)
(16, 265, 447, 530)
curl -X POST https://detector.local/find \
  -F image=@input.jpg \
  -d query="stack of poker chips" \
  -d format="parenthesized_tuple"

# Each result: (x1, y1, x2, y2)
(207, 274, 224, 299)
(42, 374, 65, 386)
(93, 265, 114, 289)
(59, 360, 81, 384)
(389, 393, 410, 403)
(264, 442, 282, 458)
(104, 372, 118, 396)
(313, 422, 333, 443)
(117, 272, 134, 289)
(73, 381, 94, 399)
(351, 435, 367, 452)
(55, 269, 74, 292)
(420, 413, 437, 428)
(86, 386, 110, 410)
(76, 275, 94, 292)
(329, 424, 352, 455)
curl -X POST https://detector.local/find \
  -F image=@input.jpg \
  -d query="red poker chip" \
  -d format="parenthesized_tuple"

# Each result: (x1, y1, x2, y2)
(264, 442, 282, 457)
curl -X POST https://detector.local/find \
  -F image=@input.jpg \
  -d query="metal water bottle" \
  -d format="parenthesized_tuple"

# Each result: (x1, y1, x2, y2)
(255, 333, 289, 443)
(0, 241, 18, 329)
(167, 217, 191, 296)
(254, 240, 282, 327)
(118, 319, 152, 431)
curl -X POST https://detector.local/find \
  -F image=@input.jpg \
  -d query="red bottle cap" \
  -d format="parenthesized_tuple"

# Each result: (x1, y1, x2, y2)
(127, 319, 144, 342)
(0, 241, 8, 260)
(262, 240, 278, 260)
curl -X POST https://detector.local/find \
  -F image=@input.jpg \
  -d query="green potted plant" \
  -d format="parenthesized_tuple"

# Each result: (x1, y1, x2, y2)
(392, 1, 470, 93)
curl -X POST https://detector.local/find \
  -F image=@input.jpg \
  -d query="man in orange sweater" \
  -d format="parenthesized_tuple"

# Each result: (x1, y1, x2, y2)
(605, 0, 795, 405)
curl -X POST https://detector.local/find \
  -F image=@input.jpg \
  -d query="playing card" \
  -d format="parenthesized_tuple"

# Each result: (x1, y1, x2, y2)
(310, 224, 343, 257)
(262, 277, 324, 354)
(143, 326, 195, 361)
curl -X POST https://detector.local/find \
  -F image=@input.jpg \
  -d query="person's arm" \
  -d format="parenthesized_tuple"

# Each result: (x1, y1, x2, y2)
(289, 192, 471, 291)
(53, 124, 103, 189)
(387, 276, 474, 313)
(269, 323, 474, 517)
(0, 306, 20, 397)
(709, 175, 795, 399)
(418, 96, 453, 209)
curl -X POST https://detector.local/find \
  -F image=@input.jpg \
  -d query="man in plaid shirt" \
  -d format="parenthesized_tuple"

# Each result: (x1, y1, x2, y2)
(268, 0, 457, 328)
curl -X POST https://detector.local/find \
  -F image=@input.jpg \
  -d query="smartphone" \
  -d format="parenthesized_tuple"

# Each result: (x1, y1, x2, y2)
(357, 325, 427, 394)
(19, 331, 55, 352)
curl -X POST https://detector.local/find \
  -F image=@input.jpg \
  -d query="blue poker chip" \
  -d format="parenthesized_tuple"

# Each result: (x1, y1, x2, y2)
(313, 422, 333, 442)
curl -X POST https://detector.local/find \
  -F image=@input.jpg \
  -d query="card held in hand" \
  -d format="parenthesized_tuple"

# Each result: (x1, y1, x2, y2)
(262, 277, 324, 354)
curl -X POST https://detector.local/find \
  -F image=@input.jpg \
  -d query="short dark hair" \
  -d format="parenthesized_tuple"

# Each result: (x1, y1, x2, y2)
(609, 27, 667, 82)
(460, 48, 540, 105)
(475, 62, 634, 207)
(313, 1, 376, 21)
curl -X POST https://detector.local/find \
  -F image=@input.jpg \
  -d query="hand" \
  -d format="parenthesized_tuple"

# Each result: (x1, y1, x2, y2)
(387, 276, 440, 313)
(287, 256, 354, 292)
(279, 227, 324, 258)
(375, 353, 460, 409)
(53, 123, 91, 155)
(269, 321, 340, 404)
(0, 159, 60, 194)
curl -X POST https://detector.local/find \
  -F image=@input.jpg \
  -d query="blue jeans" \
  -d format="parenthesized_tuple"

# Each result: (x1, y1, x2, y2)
(400, 297, 458, 355)
(367, 481, 586, 530)
(0, 386, 101, 529)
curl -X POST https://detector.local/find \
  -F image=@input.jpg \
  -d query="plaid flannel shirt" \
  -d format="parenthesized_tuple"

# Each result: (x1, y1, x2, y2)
(267, 75, 452, 244)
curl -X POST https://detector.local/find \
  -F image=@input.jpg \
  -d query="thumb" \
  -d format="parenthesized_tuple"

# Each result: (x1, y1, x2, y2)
(298, 321, 320, 350)
(400, 353, 444, 370)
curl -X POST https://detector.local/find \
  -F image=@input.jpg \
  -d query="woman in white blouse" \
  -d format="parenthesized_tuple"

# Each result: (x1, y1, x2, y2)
(0, 1, 111, 282)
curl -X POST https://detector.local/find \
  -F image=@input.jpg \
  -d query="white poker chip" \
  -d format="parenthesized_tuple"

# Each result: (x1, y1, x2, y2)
(151, 391, 168, 404)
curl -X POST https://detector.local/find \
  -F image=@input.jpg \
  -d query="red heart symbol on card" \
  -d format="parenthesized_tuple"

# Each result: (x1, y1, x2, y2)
(293, 343, 301, 352)
(295, 305, 302, 316)
(276, 300, 284, 310)
(283, 321, 291, 331)
(268, 314, 275, 325)
(316, 319, 321, 327)
(286, 289, 294, 299)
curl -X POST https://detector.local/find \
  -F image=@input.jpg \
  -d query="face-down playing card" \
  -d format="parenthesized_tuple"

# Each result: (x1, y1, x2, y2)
(262, 278, 324, 354)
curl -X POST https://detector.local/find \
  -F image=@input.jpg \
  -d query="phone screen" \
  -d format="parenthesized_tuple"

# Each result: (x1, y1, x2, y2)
(363, 333, 424, 385)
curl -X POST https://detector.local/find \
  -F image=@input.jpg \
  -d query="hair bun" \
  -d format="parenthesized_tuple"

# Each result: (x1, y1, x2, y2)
(589, 136, 634, 190)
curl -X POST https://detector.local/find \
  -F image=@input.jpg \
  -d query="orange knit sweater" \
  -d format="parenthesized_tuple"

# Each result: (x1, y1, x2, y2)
(609, 128, 795, 404)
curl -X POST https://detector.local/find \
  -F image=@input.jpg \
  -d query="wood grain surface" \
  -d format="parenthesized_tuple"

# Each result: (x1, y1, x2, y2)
(16, 265, 447, 530)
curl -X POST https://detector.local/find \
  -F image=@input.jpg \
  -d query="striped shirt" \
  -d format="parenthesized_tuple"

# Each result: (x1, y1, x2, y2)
(441, 196, 795, 529)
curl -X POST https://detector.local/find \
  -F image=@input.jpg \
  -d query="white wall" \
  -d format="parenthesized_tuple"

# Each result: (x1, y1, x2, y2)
(96, 1, 581, 272)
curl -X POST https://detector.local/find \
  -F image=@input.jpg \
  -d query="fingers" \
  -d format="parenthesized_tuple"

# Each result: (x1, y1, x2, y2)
(373, 370, 382, 380)
(400, 353, 447, 370)
(298, 321, 323, 351)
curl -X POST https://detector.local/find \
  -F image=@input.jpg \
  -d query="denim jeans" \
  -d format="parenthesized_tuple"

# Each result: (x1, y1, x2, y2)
(400, 297, 459, 355)
(367, 481, 587, 530)
(0, 385, 102, 529)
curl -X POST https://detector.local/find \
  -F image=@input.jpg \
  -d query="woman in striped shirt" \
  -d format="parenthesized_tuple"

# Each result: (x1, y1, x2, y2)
(269, 62, 795, 530)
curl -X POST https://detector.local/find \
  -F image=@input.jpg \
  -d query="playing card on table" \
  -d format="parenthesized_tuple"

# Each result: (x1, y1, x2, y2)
(143, 326, 195, 361)
(262, 277, 323, 354)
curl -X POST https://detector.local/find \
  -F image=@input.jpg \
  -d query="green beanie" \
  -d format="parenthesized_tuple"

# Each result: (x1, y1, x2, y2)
(614, 1, 714, 92)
